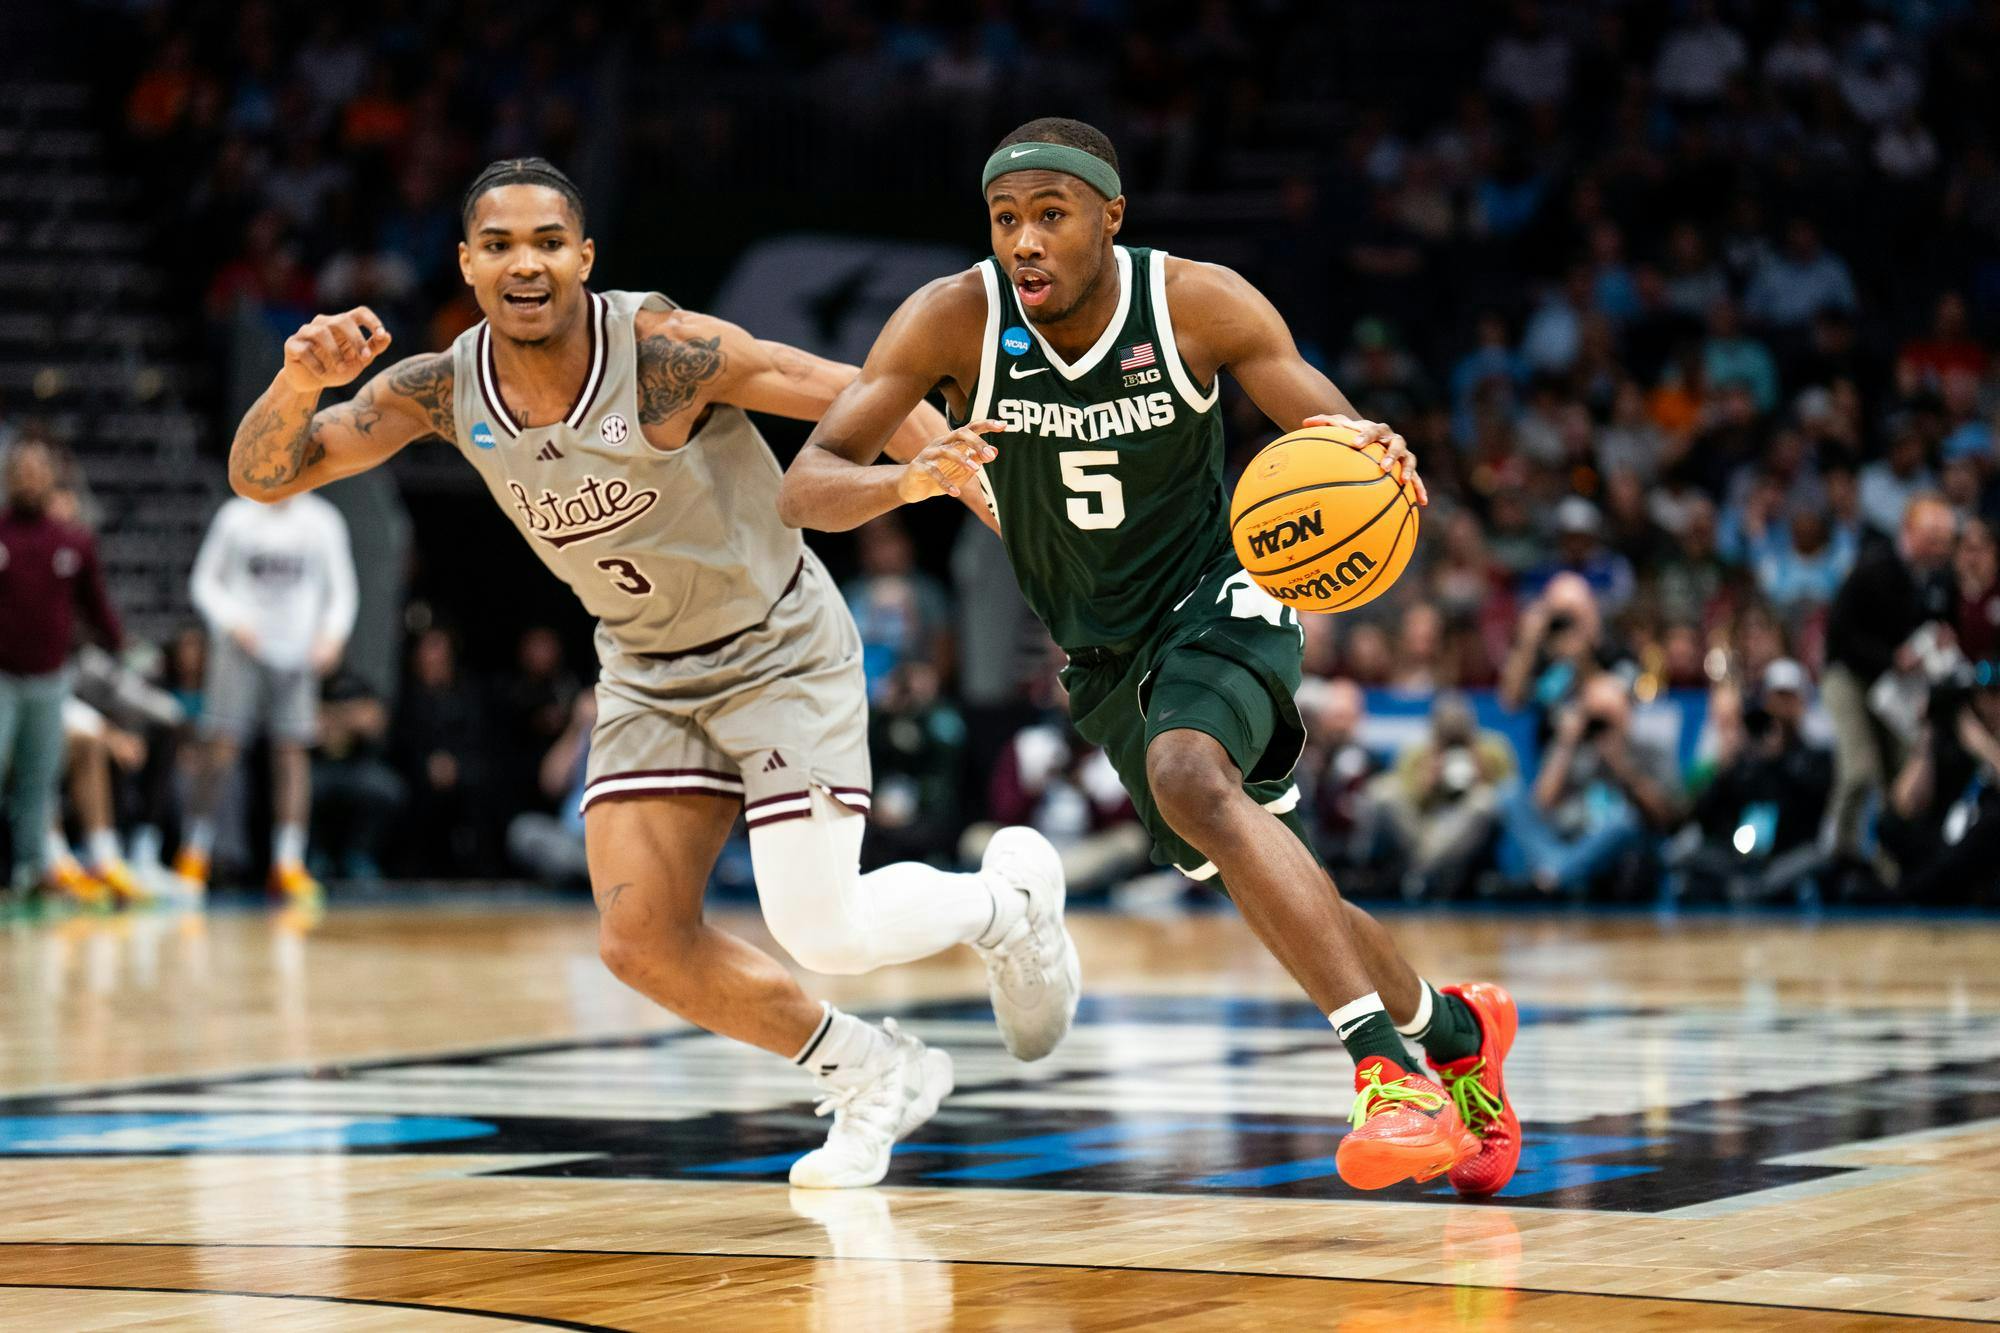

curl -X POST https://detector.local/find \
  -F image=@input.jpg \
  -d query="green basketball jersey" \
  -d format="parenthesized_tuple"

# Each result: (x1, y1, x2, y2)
(958, 245, 1233, 653)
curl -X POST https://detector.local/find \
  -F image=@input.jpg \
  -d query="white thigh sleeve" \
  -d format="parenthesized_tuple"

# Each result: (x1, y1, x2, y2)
(751, 787, 996, 975)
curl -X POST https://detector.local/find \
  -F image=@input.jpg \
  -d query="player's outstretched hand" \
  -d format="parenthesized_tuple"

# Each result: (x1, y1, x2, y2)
(1305, 412, 1429, 508)
(280, 307, 393, 392)
(897, 421, 1000, 504)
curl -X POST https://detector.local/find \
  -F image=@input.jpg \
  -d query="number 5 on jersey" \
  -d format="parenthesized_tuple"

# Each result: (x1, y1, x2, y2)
(597, 557, 652, 596)
(1060, 450, 1125, 530)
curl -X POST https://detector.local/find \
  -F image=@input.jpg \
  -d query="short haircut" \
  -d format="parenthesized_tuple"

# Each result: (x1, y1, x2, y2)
(460, 158, 586, 235)
(993, 117, 1119, 179)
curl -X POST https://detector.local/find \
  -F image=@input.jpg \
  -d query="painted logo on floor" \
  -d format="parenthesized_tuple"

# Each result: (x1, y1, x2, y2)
(5, 995, 1999, 1214)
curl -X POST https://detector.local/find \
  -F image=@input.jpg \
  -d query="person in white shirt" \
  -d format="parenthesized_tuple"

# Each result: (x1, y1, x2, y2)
(176, 492, 357, 902)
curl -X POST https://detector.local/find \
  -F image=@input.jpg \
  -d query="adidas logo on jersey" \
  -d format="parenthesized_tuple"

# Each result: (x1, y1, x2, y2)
(762, 752, 787, 772)
(537, 442, 564, 461)
(507, 477, 659, 549)
(995, 391, 1175, 442)
(1267, 551, 1377, 601)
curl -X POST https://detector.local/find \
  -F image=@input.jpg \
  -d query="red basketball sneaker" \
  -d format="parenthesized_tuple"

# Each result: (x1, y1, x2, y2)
(1427, 981, 1522, 1197)
(1335, 1056, 1478, 1191)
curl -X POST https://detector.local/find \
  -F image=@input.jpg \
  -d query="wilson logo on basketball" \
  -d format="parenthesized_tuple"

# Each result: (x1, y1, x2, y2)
(1246, 510, 1325, 560)
(508, 477, 658, 549)
(1269, 551, 1376, 602)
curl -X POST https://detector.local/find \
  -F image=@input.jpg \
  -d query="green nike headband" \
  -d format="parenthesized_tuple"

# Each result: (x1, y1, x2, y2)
(980, 143, 1122, 201)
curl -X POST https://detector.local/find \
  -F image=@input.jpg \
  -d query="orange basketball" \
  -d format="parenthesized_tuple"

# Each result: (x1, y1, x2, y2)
(1229, 424, 1420, 613)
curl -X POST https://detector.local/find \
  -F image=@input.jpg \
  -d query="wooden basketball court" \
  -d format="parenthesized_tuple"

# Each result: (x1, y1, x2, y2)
(2, 902, 1995, 1329)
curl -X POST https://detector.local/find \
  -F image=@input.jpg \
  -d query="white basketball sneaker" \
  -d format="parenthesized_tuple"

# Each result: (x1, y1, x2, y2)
(975, 826, 1081, 1061)
(789, 1020, 953, 1189)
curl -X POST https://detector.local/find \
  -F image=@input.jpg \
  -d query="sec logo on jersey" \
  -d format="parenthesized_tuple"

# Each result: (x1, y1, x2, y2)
(600, 414, 630, 446)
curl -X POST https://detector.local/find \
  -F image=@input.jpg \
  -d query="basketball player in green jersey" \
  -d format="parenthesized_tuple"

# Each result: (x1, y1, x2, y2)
(784, 118, 1522, 1194)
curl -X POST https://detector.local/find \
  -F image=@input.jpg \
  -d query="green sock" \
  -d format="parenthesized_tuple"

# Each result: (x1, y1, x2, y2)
(1398, 982, 1483, 1065)
(1329, 993, 1413, 1069)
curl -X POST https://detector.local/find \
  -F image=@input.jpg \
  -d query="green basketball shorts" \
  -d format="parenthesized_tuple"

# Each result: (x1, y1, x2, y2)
(1058, 557, 1308, 885)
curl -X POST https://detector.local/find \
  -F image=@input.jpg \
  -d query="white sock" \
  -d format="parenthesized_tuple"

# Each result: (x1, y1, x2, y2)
(183, 818, 216, 856)
(793, 1003, 891, 1082)
(131, 825, 162, 867)
(86, 829, 123, 870)
(44, 828, 76, 868)
(1393, 980, 1437, 1038)
(273, 823, 307, 868)
(1327, 991, 1388, 1039)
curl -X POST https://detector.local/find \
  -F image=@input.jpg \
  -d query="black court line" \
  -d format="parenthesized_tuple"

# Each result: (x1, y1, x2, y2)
(0, 1281, 622, 1331)
(4, 1242, 1989, 1326)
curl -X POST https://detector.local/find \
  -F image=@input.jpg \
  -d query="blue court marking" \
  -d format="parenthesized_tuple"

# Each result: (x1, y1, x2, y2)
(0, 1113, 496, 1154)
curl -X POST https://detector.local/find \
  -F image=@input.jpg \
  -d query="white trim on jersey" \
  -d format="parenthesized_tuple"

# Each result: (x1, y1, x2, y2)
(563, 292, 612, 431)
(579, 767, 745, 812)
(1176, 786, 1302, 881)
(970, 261, 1004, 528)
(478, 291, 609, 439)
(1149, 250, 1220, 412)
(1012, 245, 1133, 381)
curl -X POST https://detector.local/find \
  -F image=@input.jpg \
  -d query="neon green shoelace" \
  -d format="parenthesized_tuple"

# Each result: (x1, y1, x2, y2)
(1442, 1058, 1505, 1135)
(1348, 1066, 1446, 1130)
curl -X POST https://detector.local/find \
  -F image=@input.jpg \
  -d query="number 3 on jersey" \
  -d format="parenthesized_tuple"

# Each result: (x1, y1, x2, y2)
(596, 557, 652, 596)
(1059, 450, 1125, 530)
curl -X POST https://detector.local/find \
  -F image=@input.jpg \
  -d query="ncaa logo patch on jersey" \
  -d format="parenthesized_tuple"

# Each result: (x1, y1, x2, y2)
(471, 422, 497, 450)
(1001, 326, 1032, 356)
(599, 413, 630, 446)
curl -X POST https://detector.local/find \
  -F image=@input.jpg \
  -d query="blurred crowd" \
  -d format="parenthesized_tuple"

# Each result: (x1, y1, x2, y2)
(15, 0, 1999, 907)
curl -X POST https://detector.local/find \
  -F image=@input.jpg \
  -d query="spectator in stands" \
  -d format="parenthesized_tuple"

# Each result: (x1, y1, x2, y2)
(178, 492, 356, 901)
(1654, 497, 1736, 629)
(394, 626, 489, 877)
(1526, 497, 1636, 612)
(1702, 298, 1781, 414)
(1674, 659, 1832, 899)
(1302, 680, 1395, 892)
(1653, 0, 1748, 104)
(864, 662, 965, 869)
(311, 671, 404, 882)
(1823, 496, 1959, 877)
(843, 514, 952, 705)
(960, 698, 1147, 897)
(507, 691, 592, 888)
(493, 627, 579, 825)
(1898, 293, 1989, 398)
(1376, 692, 1516, 899)
(1884, 659, 2000, 904)
(1483, 1, 1571, 108)
(0, 443, 123, 899)
(1500, 672, 1681, 896)
(1956, 519, 2000, 663)
(1755, 504, 1855, 621)
(1662, 221, 1730, 321)
(1860, 420, 1941, 540)
(1744, 218, 1859, 331)
(1501, 571, 1625, 745)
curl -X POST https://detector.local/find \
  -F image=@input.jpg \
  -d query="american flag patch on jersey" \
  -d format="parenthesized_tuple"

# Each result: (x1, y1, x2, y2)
(1118, 341, 1157, 370)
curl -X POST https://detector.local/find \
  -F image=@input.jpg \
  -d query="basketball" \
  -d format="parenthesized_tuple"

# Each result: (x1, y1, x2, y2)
(1229, 424, 1420, 613)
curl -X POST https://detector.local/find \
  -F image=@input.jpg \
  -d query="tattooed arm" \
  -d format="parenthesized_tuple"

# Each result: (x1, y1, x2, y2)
(639, 307, 994, 531)
(230, 306, 454, 502)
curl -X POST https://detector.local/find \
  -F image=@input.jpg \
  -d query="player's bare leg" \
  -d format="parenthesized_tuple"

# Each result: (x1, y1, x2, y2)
(173, 736, 239, 895)
(1146, 729, 1479, 1189)
(269, 741, 318, 902)
(586, 794, 952, 1187)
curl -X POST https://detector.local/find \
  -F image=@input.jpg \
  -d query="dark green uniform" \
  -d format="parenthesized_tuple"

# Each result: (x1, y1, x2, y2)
(957, 245, 1307, 882)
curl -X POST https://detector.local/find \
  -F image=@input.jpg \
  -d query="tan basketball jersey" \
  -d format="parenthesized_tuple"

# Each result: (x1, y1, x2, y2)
(447, 289, 805, 656)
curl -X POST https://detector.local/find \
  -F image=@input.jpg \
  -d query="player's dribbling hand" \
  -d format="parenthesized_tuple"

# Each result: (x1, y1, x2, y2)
(898, 421, 999, 504)
(280, 307, 393, 392)
(1305, 412, 1429, 508)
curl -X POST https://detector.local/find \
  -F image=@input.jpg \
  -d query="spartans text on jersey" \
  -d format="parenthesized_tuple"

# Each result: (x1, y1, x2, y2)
(994, 391, 1176, 442)
(508, 477, 660, 548)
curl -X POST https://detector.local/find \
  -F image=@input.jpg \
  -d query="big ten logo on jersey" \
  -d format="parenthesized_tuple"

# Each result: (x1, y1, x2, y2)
(508, 477, 658, 548)
(995, 392, 1174, 442)
(1245, 509, 1324, 560)
(1123, 367, 1162, 388)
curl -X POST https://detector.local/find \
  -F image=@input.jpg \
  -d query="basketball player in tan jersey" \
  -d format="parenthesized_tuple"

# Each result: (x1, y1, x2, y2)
(225, 158, 1081, 1188)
